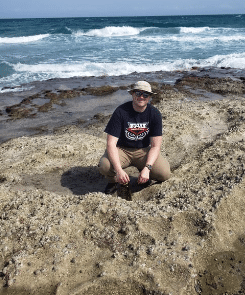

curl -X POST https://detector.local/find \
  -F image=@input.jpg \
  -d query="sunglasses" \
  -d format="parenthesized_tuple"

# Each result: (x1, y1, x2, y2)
(134, 91, 151, 99)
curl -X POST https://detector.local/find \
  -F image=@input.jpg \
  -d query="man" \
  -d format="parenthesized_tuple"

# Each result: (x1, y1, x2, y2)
(98, 81, 171, 199)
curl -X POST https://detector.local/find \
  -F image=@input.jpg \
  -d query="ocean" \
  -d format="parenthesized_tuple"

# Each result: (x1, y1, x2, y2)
(1, 14, 245, 92)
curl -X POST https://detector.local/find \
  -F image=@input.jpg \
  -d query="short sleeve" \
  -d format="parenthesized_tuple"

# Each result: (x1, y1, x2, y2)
(150, 107, 162, 137)
(104, 110, 122, 138)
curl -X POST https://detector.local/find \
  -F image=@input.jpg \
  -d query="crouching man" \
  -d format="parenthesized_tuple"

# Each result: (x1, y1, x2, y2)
(98, 81, 171, 200)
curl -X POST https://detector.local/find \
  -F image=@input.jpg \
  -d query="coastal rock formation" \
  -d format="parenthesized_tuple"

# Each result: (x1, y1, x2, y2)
(0, 71, 245, 294)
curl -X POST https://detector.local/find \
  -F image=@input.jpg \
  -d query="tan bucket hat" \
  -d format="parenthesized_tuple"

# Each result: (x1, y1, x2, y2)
(128, 81, 156, 95)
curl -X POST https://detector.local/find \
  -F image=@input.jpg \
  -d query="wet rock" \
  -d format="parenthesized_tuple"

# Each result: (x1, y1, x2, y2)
(57, 90, 81, 99)
(175, 76, 245, 95)
(85, 85, 119, 96)
(6, 105, 35, 119)
(93, 113, 111, 124)
(38, 102, 53, 112)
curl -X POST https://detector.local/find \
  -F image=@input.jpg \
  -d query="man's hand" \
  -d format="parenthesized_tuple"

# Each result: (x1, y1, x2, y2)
(138, 167, 150, 184)
(115, 169, 130, 184)
(107, 135, 130, 184)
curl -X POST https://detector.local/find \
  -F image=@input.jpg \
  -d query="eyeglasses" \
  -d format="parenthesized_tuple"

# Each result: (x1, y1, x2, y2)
(134, 91, 151, 99)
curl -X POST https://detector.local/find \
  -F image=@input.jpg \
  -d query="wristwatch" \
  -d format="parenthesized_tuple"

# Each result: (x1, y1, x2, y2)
(145, 164, 152, 170)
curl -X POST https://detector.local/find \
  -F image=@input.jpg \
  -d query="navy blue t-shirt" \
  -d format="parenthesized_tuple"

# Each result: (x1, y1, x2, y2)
(105, 101, 162, 148)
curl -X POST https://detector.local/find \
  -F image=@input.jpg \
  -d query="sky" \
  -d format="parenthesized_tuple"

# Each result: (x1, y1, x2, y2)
(1, 0, 245, 19)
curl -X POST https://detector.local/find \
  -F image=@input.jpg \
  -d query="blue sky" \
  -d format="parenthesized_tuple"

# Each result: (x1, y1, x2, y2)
(1, 0, 245, 18)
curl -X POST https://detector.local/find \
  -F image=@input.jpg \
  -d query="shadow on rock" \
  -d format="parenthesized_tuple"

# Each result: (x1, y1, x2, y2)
(68, 277, 166, 295)
(197, 233, 245, 294)
(61, 166, 107, 195)
(61, 166, 158, 197)
(0, 285, 59, 295)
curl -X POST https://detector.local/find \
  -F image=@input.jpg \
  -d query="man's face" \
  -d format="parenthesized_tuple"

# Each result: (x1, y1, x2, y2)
(132, 90, 151, 108)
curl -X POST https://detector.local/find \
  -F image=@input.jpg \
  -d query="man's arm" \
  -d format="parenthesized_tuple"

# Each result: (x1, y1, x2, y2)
(138, 136, 162, 184)
(107, 134, 130, 184)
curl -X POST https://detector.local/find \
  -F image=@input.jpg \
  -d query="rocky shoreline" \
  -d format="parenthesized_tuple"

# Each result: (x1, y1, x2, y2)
(1, 68, 245, 294)
(1, 66, 245, 144)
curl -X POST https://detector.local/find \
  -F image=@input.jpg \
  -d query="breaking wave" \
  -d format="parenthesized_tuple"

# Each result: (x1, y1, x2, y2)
(74, 26, 145, 37)
(180, 27, 211, 34)
(0, 34, 50, 44)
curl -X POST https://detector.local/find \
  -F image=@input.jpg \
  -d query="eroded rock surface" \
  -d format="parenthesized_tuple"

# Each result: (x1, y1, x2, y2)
(0, 70, 245, 294)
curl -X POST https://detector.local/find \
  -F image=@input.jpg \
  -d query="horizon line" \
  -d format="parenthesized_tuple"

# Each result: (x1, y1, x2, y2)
(0, 13, 244, 20)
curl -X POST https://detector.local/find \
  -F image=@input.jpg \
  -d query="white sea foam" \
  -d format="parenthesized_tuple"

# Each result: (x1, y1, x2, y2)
(12, 61, 181, 79)
(1, 15, 245, 92)
(0, 34, 50, 44)
(1, 52, 243, 91)
(176, 35, 245, 43)
(180, 27, 211, 34)
(74, 26, 144, 37)
(204, 52, 245, 68)
(0, 85, 34, 93)
(138, 34, 245, 44)
(12, 52, 245, 77)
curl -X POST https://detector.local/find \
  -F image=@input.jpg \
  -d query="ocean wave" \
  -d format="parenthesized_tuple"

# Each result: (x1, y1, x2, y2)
(11, 53, 245, 76)
(1, 52, 244, 91)
(179, 27, 245, 36)
(180, 27, 211, 34)
(0, 34, 50, 44)
(13, 61, 169, 76)
(205, 52, 245, 68)
(174, 35, 245, 43)
(170, 53, 245, 69)
(74, 26, 145, 37)
(138, 34, 245, 44)
(140, 27, 180, 36)
(51, 26, 72, 35)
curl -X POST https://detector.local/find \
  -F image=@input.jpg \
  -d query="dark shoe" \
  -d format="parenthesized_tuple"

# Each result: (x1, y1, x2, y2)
(104, 182, 117, 194)
(140, 180, 151, 189)
(117, 183, 132, 201)
(135, 180, 152, 192)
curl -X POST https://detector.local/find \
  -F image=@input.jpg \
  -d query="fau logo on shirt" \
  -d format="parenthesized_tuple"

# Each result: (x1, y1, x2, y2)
(125, 122, 149, 141)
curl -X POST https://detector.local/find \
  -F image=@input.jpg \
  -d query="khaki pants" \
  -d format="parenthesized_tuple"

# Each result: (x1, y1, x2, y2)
(98, 146, 171, 183)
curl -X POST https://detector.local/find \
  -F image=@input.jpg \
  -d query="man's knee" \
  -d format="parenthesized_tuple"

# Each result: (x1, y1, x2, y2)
(98, 157, 110, 175)
(158, 170, 171, 182)
(151, 161, 171, 182)
(151, 155, 171, 182)
(153, 170, 171, 182)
